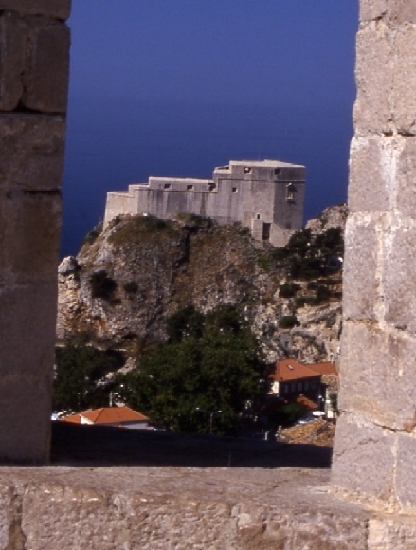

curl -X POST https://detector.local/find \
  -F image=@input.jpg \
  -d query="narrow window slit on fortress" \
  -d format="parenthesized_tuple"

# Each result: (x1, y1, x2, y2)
(244, 166, 252, 174)
(164, 183, 171, 190)
(187, 185, 193, 191)
(232, 187, 238, 193)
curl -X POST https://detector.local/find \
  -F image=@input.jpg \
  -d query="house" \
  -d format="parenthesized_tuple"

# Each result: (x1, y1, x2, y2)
(268, 358, 338, 419)
(104, 159, 306, 247)
(268, 358, 321, 402)
(60, 406, 150, 430)
(307, 362, 338, 419)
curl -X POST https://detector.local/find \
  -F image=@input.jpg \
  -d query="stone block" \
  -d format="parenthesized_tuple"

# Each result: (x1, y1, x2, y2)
(348, 136, 393, 212)
(0, 190, 62, 281)
(0, 282, 58, 376)
(395, 434, 416, 509)
(384, 222, 416, 332)
(354, 24, 392, 135)
(338, 322, 416, 430)
(23, 24, 70, 113)
(0, 1, 71, 20)
(0, 12, 26, 111)
(360, 0, 416, 24)
(359, 0, 388, 21)
(331, 413, 395, 501)
(342, 214, 380, 321)
(0, 374, 51, 463)
(392, 25, 416, 135)
(395, 137, 416, 218)
(23, 486, 127, 550)
(368, 516, 416, 549)
(0, 115, 66, 190)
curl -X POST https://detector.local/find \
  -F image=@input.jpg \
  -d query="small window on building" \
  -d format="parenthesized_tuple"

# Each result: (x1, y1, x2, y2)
(187, 184, 193, 191)
(244, 166, 252, 174)
(164, 183, 171, 190)
(274, 168, 281, 176)
(232, 187, 238, 193)
(256, 213, 261, 220)
(208, 182, 216, 191)
(286, 183, 296, 202)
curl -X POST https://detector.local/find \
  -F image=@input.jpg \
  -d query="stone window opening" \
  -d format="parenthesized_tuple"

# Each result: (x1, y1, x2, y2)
(244, 166, 252, 174)
(232, 187, 238, 193)
(262, 222, 271, 241)
(256, 213, 261, 220)
(208, 182, 216, 191)
(285, 183, 296, 202)
(187, 184, 193, 191)
(274, 168, 281, 176)
(164, 183, 171, 190)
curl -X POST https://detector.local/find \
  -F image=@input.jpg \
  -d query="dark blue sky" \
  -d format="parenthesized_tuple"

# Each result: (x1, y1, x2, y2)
(63, 1, 358, 256)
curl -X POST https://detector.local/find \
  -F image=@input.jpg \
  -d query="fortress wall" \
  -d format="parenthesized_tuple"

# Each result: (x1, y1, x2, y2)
(0, 0, 70, 462)
(331, 0, 416, 510)
(103, 191, 137, 227)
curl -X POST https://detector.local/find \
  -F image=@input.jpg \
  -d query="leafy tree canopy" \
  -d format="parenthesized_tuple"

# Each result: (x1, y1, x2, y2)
(53, 337, 124, 412)
(117, 305, 264, 435)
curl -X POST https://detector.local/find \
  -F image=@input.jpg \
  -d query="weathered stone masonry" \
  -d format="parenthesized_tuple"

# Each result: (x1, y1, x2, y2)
(104, 159, 306, 247)
(332, 0, 416, 511)
(0, 0, 70, 462)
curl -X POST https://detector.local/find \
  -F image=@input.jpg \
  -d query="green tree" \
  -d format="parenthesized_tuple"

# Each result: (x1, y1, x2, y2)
(53, 338, 124, 411)
(117, 306, 264, 434)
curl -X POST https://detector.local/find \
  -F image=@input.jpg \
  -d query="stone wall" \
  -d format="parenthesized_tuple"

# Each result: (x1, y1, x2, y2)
(0, 0, 70, 462)
(332, 0, 416, 511)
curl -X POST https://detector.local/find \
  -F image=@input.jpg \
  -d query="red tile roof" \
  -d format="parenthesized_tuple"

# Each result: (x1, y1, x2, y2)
(61, 407, 148, 426)
(269, 358, 321, 382)
(307, 362, 337, 376)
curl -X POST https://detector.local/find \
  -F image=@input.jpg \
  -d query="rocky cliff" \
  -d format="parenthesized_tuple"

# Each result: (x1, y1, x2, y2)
(57, 205, 347, 365)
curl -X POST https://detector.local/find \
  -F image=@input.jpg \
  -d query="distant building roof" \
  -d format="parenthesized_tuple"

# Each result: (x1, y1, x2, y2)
(60, 407, 149, 426)
(307, 362, 338, 376)
(229, 159, 305, 169)
(269, 359, 321, 382)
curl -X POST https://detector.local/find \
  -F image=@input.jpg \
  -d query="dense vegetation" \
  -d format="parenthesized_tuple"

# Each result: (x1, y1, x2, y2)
(53, 339, 123, 411)
(54, 306, 265, 435)
(268, 227, 343, 280)
(116, 305, 264, 435)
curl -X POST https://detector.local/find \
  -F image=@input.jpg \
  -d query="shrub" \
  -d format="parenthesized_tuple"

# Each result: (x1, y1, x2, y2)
(123, 281, 138, 294)
(279, 282, 301, 299)
(279, 315, 299, 329)
(316, 285, 331, 303)
(82, 222, 103, 246)
(89, 270, 117, 300)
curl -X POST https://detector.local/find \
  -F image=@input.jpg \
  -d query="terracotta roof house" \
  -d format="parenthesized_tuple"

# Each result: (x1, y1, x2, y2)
(61, 406, 150, 430)
(268, 358, 321, 399)
(268, 359, 338, 419)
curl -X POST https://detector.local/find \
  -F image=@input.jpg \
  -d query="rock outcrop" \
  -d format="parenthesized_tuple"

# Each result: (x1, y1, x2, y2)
(57, 207, 345, 365)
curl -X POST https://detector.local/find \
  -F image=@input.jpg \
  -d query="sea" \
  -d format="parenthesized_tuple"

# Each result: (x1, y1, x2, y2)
(62, 97, 352, 258)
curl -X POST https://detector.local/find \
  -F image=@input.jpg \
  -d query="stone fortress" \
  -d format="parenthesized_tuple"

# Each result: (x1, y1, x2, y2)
(104, 159, 305, 247)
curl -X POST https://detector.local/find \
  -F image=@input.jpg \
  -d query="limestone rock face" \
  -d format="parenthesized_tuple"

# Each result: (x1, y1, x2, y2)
(305, 203, 348, 235)
(57, 208, 344, 366)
